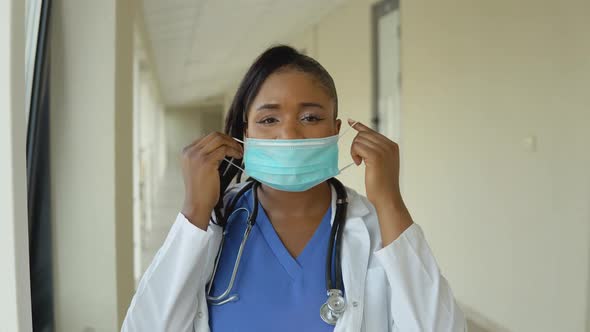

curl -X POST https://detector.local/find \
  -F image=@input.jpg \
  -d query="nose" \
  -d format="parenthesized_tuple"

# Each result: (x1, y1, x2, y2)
(277, 117, 304, 139)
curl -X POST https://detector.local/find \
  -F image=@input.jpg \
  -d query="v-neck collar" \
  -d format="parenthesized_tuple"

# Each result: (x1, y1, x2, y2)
(253, 187, 334, 281)
(296, 207, 331, 266)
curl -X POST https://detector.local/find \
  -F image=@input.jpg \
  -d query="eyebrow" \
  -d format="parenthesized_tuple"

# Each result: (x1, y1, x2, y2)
(300, 102, 325, 110)
(256, 103, 280, 111)
(255, 102, 325, 111)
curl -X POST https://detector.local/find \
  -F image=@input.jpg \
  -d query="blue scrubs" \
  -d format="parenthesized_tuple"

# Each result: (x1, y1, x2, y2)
(208, 188, 335, 331)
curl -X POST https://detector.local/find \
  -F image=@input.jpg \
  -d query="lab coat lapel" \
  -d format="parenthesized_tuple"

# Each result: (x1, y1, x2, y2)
(334, 189, 371, 332)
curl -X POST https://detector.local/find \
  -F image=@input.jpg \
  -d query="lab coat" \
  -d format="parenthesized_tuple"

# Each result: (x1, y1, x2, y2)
(122, 185, 466, 332)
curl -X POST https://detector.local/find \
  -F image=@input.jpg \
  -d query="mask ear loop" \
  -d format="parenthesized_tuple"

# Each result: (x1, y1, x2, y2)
(337, 120, 359, 173)
(338, 162, 356, 174)
(338, 120, 358, 139)
(222, 137, 247, 175)
(225, 124, 360, 175)
(223, 158, 245, 173)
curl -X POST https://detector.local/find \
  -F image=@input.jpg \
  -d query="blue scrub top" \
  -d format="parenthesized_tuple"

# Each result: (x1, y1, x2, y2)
(208, 188, 335, 331)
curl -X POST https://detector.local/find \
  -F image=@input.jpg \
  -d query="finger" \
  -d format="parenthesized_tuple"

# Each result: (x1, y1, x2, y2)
(194, 132, 217, 148)
(182, 140, 200, 154)
(357, 133, 400, 158)
(353, 136, 388, 162)
(182, 132, 219, 154)
(347, 118, 375, 133)
(210, 144, 244, 161)
(355, 131, 390, 147)
(207, 145, 243, 164)
(348, 119, 395, 143)
(350, 147, 363, 166)
(350, 139, 374, 166)
(354, 135, 387, 155)
(200, 133, 243, 156)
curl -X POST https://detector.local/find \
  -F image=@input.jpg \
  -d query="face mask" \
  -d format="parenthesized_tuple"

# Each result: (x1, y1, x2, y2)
(225, 123, 357, 192)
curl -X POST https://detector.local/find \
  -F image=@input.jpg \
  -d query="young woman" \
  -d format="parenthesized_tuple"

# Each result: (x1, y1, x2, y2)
(122, 45, 466, 331)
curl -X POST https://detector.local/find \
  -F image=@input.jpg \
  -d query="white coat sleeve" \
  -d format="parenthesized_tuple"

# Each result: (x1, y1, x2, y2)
(121, 213, 218, 332)
(373, 223, 467, 332)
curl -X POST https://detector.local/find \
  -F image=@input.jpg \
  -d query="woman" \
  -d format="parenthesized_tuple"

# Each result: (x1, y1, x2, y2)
(122, 45, 466, 331)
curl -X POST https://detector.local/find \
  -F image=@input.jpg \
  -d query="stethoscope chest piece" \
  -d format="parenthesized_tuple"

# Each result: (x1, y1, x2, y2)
(320, 289, 346, 325)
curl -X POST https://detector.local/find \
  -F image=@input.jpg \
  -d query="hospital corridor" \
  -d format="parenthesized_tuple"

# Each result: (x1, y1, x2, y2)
(2, 0, 590, 331)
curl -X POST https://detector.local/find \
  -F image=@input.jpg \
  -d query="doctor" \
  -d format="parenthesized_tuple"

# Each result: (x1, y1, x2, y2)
(122, 45, 466, 332)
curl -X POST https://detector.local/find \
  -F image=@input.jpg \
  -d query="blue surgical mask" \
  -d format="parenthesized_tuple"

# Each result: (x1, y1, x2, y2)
(244, 135, 339, 192)
(226, 122, 356, 192)
(225, 124, 357, 192)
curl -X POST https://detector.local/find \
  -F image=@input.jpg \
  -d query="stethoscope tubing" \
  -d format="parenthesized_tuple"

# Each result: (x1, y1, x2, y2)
(206, 178, 347, 317)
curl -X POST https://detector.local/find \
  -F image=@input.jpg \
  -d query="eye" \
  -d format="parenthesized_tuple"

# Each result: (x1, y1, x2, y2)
(257, 117, 278, 125)
(301, 114, 323, 122)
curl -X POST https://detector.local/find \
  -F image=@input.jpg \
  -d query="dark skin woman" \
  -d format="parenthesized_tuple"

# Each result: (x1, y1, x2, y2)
(122, 45, 466, 332)
(180, 59, 413, 252)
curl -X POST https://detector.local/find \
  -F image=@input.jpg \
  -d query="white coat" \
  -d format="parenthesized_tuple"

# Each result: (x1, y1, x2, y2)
(122, 185, 467, 332)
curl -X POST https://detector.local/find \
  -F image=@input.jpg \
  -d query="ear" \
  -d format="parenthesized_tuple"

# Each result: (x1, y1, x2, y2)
(335, 118, 342, 135)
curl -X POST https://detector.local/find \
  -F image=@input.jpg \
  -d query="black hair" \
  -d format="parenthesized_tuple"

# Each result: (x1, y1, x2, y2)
(214, 45, 338, 226)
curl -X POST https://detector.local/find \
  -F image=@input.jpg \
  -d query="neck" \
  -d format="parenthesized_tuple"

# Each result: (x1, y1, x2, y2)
(257, 181, 332, 218)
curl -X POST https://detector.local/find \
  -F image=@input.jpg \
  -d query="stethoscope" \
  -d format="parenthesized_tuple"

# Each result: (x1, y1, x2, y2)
(206, 178, 349, 325)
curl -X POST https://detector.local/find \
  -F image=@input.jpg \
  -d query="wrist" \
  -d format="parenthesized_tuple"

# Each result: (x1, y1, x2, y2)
(181, 203, 212, 231)
(373, 194, 414, 246)
(372, 190, 404, 211)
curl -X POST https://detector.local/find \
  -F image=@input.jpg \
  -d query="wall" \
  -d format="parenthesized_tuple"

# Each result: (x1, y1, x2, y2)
(292, 0, 590, 331)
(137, 68, 167, 186)
(0, 0, 32, 331)
(132, 30, 168, 284)
(165, 106, 223, 161)
(134, 61, 166, 237)
(50, 0, 135, 330)
(400, 0, 590, 331)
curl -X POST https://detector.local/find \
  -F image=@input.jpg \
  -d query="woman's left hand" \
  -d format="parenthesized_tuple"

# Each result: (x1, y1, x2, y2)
(348, 119, 402, 208)
(348, 118, 413, 246)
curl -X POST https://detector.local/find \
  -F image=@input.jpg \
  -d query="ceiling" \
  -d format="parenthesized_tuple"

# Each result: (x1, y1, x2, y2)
(141, 0, 348, 107)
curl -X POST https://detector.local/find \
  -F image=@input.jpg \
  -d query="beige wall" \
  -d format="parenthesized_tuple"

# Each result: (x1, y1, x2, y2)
(288, 0, 590, 331)
(50, 0, 135, 330)
(400, 0, 590, 331)
(134, 61, 167, 238)
(137, 76, 167, 186)
(0, 1, 32, 331)
(165, 106, 223, 161)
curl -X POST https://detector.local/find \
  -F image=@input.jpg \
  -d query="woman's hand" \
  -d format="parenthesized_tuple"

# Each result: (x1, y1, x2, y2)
(348, 119, 401, 206)
(348, 119, 413, 246)
(180, 132, 243, 230)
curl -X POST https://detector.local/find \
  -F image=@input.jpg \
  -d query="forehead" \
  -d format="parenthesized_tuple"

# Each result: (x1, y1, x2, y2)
(253, 69, 333, 103)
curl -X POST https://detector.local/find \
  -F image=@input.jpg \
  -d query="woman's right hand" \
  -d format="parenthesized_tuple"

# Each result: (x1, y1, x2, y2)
(180, 132, 243, 230)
